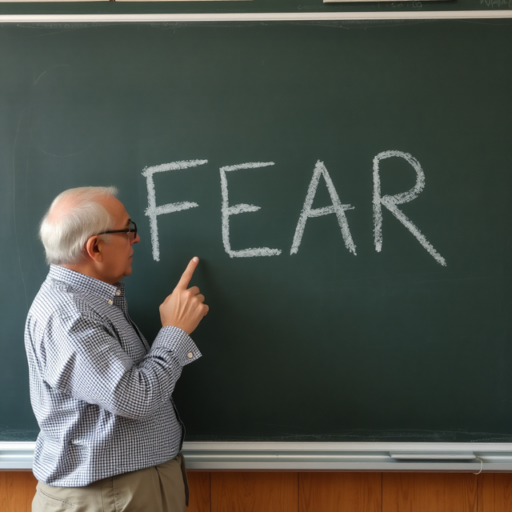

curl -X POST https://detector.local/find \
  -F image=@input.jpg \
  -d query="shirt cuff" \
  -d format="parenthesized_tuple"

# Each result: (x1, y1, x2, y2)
(153, 326, 202, 366)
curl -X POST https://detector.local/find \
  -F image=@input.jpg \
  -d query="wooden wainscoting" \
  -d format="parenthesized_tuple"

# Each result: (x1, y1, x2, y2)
(0, 471, 38, 512)
(3, 471, 512, 512)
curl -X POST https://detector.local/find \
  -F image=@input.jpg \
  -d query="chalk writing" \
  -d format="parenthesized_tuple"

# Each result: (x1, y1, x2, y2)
(220, 162, 282, 258)
(143, 151, 446, 266)
(290, 160, 356, 256)
(480, 0, 511, 8)
(142, 159, 208, 262)
(373, 150, 446, 266)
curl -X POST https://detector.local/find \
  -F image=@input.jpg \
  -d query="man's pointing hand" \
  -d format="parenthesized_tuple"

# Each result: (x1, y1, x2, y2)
(160, 257, 209, 335)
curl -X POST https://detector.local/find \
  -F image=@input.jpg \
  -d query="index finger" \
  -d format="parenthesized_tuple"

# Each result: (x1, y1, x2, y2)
(175, 257, 199, 290)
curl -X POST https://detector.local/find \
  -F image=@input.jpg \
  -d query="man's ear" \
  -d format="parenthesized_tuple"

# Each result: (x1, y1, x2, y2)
(84, 236, 103, 262)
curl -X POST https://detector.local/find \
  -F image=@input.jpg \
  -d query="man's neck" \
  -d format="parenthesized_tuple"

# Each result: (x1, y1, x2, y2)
(60, 263, 118, 285)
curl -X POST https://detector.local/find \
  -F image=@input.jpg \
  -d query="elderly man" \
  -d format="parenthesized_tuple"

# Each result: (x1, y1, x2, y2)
(25, 186, 208, 512)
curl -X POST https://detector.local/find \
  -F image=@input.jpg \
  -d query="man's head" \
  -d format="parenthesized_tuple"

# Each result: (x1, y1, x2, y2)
(40, 187, 140, 284)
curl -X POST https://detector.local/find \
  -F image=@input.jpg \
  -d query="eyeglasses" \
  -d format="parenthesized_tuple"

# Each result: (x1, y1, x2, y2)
(96, 220, 138, 241)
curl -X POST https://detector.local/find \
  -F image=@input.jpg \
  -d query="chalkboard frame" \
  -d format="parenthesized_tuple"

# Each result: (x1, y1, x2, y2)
(2, 9, 512, 472)
(2, 441, 512, 471)
(1, 10, 512, 22)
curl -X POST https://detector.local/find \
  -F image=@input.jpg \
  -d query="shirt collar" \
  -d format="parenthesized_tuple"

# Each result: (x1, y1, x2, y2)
(48, 265, 124, 303)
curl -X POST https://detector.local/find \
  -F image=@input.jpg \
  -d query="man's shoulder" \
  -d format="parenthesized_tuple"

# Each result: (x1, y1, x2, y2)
(28, 275, 99, 323)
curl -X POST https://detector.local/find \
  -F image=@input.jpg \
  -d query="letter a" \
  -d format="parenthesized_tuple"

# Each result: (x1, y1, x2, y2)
(290, 161, 356, 256)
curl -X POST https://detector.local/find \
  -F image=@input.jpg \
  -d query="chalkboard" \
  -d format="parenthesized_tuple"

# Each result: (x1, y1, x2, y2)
(2, 17, 512, 444)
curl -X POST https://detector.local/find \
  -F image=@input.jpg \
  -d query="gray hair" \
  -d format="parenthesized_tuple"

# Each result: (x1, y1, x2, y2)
(40, 186, 118, 265)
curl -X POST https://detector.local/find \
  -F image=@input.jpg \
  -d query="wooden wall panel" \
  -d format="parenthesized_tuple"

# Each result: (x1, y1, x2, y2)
(0, 471, 37, 512)
(187, 472, 211, 512)
(211, 472, 298, 512)
(383, 473, 478, 512)
(6, 470, 512, 512)
(478, 473, 512, 512)
(299, 472, 381, 512)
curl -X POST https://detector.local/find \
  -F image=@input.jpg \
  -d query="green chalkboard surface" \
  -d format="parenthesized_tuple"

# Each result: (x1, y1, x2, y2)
(1, 19, 512, 443)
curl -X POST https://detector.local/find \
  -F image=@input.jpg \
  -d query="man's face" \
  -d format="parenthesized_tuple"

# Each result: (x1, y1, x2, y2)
(97, 195, 140, 285)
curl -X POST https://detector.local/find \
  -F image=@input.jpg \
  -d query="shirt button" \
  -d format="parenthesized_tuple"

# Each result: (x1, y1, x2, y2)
(108, 300, 113, 305)
(116, 290, 121, 296)
(187, 352, 193, 359)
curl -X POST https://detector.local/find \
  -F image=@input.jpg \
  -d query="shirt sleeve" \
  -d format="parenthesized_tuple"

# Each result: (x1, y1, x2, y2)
(42, 310, 201, 420)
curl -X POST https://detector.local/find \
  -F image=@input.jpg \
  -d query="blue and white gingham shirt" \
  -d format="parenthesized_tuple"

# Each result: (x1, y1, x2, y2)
(25, 265, 201, 487)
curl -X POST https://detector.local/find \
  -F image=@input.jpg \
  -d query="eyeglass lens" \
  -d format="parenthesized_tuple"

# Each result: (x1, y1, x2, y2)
(129, 221, 137, 240)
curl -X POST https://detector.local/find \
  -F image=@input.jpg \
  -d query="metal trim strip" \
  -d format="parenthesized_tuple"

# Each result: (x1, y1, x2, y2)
(0, 11, 512, 22)
(3, 442, 512, 471)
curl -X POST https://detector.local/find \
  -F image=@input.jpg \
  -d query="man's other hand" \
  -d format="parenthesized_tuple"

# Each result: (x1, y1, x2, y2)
(160, 257, 209, 335)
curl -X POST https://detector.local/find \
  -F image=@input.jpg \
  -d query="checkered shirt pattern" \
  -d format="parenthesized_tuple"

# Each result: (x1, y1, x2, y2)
(25, 265, 201, 487)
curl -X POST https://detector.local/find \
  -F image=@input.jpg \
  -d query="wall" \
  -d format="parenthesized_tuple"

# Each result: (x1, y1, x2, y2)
(2, 471, 512, 511)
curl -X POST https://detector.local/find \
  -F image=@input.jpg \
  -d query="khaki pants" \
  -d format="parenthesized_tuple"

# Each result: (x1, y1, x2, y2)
(33, 453, 189, 512)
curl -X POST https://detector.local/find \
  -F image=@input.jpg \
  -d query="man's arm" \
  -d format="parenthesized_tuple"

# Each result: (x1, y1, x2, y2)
(42, 258, 208, 420)
(43, 313, 200, 420)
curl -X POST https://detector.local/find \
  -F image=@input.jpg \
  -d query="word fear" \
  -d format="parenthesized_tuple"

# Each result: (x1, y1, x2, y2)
(142, 150, 446, 266)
